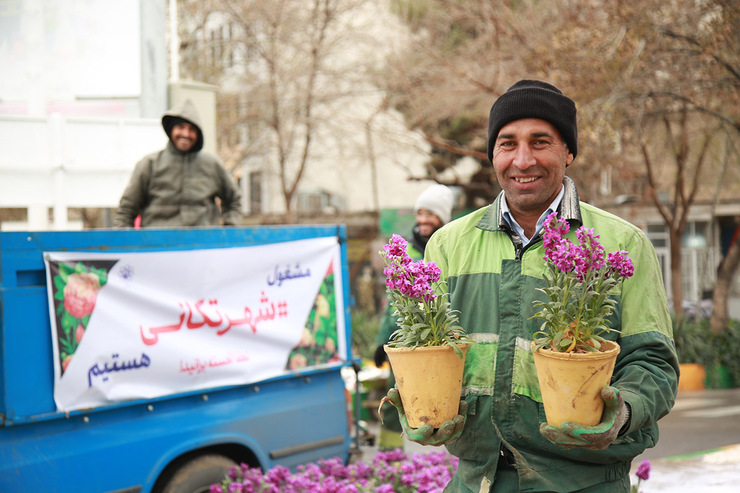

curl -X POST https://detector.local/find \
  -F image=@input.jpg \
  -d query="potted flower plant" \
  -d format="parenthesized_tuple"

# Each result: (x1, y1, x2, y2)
(378, 234, 473, 428)
(530, 213, 635, 426)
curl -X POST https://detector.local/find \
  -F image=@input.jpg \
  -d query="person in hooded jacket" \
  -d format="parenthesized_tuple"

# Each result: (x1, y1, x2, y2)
(114, 99, 242, 228)
(373, 183, 455, 450)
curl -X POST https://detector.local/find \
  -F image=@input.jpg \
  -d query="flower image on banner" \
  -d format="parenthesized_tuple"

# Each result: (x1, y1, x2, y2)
(43, 237, 347, 412)
(48, 260, 117, 375)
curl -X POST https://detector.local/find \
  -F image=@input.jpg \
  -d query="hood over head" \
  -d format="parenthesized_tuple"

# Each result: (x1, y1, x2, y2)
(162, 99, 204, 152)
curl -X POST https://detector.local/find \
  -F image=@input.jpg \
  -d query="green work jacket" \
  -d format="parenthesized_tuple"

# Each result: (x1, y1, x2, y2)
(425, 178, 679, 492)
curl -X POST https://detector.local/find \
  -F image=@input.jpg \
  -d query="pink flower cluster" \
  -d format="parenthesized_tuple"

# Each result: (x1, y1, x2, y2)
(382, 234, 441, 303)
(635, 459, 651, 480)
(211, 450, 458, 492)
(542, 213, 634, 282)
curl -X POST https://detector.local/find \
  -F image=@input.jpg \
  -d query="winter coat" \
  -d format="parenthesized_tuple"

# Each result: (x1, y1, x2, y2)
(425, 177, 679, 492)
(114, 99, 242, 228)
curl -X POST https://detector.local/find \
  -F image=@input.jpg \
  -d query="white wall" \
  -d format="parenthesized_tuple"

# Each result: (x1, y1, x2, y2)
(0, 0, 167, 118)
(0, 114, 163, 230)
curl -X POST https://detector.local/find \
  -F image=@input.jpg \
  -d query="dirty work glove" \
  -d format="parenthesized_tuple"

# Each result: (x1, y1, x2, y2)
(373, 344, 387, 368)
(379, 387, 467, 446)
(540, 386, 630, 450)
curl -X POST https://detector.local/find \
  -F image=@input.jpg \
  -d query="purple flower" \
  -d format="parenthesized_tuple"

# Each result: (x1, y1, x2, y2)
(545, 238, 575, 273)
(636, 459, 651, 480)
(542, 212, 570, 250)
(227, 482, 243, 493)
(574, 227, 606, 279)
(380, 243, 438, 303)
(210, 451, 458, 492)
(379, 233, 469, 365)
(384, 234, 409, 259)
(535, 213, 636, 353)
(608, 250, 635, 279)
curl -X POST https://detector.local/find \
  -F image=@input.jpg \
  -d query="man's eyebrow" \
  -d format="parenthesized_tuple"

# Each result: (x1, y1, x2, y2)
(496, 131, 555, 142)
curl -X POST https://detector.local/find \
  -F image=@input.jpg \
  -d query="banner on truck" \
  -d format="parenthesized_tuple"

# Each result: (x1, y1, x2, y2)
(43, 236, 347, 412)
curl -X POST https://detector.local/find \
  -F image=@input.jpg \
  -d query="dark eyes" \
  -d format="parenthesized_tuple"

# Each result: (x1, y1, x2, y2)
(498, 140, 550, 148)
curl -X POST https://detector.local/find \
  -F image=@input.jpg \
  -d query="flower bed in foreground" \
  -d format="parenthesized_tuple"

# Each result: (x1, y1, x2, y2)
(209, 449, 458, 493)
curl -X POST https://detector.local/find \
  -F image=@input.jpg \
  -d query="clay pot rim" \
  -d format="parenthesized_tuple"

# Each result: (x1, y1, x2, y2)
(532, 339, 620, 361)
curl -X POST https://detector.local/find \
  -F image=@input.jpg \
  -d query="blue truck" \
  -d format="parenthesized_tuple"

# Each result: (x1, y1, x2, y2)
(0, 225, 356, 493)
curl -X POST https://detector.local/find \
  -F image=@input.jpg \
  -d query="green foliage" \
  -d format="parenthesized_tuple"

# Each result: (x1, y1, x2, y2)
(351, 310, 382, 361)
(672, 315, 712, 365)
(673, 317, 740, 388)
(532, 263, 620, 352)
(708, 321, 740, 387)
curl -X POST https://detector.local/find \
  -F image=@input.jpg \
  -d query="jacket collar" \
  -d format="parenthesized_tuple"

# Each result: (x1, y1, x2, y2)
(476, 176, 582, 233)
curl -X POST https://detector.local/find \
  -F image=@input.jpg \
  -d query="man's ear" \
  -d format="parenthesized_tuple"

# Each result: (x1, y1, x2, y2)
(565, 152, 575, 167)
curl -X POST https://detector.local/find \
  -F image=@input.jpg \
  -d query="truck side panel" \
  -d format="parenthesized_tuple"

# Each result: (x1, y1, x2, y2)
(2, 370, 348, 493)
(0, 226, 353, 493)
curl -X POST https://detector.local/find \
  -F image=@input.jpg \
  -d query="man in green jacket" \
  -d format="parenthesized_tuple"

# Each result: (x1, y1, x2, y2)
(114, 99, 242, 228)
(374, 183, 454, 450)
(385, 80, 679, 492)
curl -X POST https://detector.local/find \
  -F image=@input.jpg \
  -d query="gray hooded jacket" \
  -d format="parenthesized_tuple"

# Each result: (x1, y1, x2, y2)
(114, 99, 242, 228)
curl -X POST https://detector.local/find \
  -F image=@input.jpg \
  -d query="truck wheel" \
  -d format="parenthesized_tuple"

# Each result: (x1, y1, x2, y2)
(162, 454, 237, 493)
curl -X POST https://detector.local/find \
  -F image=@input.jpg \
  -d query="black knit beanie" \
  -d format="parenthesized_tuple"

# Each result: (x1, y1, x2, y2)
(487, 80, 577, 164)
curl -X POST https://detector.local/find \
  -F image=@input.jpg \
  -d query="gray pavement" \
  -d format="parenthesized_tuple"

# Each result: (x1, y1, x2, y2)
(352, 387, 740, 491)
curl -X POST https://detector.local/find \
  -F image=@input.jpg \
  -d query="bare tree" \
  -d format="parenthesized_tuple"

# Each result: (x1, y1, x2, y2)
(386, 0, 740, 322)
(635, 105, 718, 318)
(178, 0, 374, 219)
(712, 219, 740, 334)
(614, 0, 740, 323)
(383, 0, 574, 206)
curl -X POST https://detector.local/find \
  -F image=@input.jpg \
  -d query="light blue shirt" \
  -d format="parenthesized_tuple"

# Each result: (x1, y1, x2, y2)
(501, 186, 565, 245)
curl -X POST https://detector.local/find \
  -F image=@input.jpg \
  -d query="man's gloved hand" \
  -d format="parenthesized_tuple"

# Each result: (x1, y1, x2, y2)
(379, 387, 467, 446)
(539, 386, 630, 450)
(373, 344, 387, 368)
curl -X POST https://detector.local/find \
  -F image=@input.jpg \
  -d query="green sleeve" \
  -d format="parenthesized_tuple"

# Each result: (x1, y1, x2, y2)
(613, 228, 679, 435)
(114, 156, 153, 228)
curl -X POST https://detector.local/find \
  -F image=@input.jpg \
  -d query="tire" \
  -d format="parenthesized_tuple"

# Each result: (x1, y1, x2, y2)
(162, 454, 237, 493)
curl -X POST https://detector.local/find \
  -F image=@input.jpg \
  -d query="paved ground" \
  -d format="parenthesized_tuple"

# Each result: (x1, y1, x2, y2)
(350, 387, 740, 491)
(638, 444, 740, 492)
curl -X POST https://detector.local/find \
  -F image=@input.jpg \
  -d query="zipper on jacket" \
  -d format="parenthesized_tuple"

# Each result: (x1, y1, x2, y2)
(501, 225, 543, 261)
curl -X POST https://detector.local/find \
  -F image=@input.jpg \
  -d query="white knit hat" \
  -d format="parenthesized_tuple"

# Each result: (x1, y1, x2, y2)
(415, 184, 454, 225)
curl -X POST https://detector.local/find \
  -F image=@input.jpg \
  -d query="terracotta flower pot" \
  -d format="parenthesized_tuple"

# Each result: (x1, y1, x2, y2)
(678, 363, 706, 391)
(533, 340, 620, 427)
(384, 343, 469, 428)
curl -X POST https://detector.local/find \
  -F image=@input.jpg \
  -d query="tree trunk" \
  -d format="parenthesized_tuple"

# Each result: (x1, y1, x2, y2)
(710, 224, 740, 335)
(670, 227, 684, 319)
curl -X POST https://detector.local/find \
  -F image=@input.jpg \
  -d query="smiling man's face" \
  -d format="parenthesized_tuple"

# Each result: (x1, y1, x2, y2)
(491, 118, 574, 223)
(171, 122, 199, 152)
